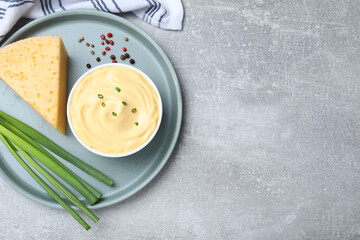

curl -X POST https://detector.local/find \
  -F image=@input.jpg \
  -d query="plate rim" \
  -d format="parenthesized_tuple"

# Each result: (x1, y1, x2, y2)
(0, 9, 183, 209)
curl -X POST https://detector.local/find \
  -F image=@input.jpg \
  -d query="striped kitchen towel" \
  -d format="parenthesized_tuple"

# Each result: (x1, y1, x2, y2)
(0, 0, 184, 41)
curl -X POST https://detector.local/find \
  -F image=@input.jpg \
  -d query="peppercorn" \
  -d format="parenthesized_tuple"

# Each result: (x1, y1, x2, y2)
(86, 63, 91, 68)
(96, 57, 101, 62)
(102, 51, 106, 56)
(122, 47, 127, 52)
(101, 41, 104, 45)
(109, 40, 114, 45)
(105, 46, 110, 51)
(107, 33, 113, 38)
(86, 43, 90, 47)
(120, 55, 125, 60)
(124, 37, 128, 41)
(110, 54, 116, 60)
(112, 60, 117, 63)
(105, 39, 110, 44)
(101, 34, 105, 40)
(91, 50, 95, 55)
(78, 36, 84, 42)
(129, 59, 135, 64)
(124, 53, 130, 58)
(91, 44, 94, 48)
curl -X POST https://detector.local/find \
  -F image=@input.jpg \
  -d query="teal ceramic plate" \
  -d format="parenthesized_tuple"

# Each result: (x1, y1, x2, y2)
(0, 10, 182, 209)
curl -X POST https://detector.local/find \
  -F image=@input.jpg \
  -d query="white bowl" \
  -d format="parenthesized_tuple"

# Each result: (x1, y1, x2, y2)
(67, 63, 163, 158)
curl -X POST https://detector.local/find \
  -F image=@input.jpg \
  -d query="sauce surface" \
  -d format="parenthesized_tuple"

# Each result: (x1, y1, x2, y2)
(69, 66, 160, 155)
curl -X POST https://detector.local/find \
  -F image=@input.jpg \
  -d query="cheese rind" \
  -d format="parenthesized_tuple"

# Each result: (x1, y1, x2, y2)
(0, 36, 69, 134)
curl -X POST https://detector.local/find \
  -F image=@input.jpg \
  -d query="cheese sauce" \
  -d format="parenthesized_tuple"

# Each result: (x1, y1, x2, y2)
(69, 66, 160, 155)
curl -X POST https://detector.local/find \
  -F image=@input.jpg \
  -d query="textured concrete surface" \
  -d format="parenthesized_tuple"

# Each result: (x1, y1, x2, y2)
(1, 0, 360, 239)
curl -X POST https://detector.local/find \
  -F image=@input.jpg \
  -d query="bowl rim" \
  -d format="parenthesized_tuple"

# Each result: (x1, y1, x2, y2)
(67, 63, 163, 158)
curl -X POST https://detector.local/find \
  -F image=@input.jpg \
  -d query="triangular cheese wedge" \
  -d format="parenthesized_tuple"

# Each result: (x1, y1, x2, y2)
(0, 36, 69, 134)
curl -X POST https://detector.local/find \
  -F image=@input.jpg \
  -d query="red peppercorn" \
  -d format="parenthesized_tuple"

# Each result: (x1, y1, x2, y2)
(122, 47, 127, 52)
(105, 46, 110, 51)
(102, 51, 106, 55)
(100, 34, 105, 40)
(107, 33, 113, 38)
(109, 40, 114, 45)
(112, 60, 117, 63)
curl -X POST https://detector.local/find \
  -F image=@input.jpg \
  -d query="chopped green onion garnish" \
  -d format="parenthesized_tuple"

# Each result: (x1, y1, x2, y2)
(115, 87, 121, 92)
(101, 102, 105, 107)
(98, 94, 104, 99)
(122, 101, 127, 106)
(131, 108, 136, 113)
(112, 112, 117, 117)
(135, 122, 139, 126)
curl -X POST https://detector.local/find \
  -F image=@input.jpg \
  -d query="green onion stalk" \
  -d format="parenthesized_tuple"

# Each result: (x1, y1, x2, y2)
(0, 124, 100, 205)
(0, 111, 113, 186)
(0, 134, 93, 230)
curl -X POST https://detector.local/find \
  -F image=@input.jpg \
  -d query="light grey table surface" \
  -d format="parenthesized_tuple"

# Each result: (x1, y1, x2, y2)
(1, 0, 360, 239)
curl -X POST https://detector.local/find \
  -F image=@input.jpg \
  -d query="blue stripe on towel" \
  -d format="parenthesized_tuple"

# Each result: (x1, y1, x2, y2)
(89, 0, 100, 11)
(148, 0, 158, 16)
(151, 2, 161, 17)
(94, 0, 106, 12)
(0, 0, 25, 2)
(145, 0, 154, 14)
(143, 0, 153, 20)
(146, 0, 157, 22)
(39, 0, 47, 15)
(158, 9, 167, 27)
(159, 10, 167, 22)
(49, 0, 55, 13)
(111, 0, 122, 12)
(58, 0, 65, 10)
(8, 0, 35, 8)
(100, 0, 110, 12)
(44, 0, 51, 14)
